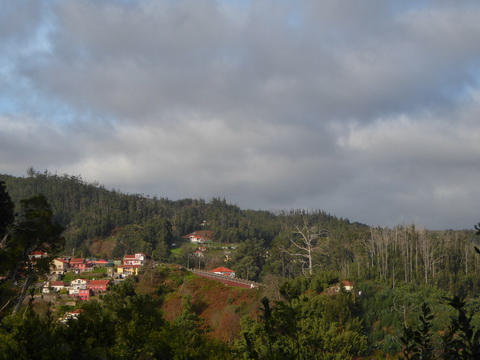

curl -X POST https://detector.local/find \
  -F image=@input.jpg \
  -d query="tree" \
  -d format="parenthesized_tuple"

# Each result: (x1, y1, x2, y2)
(234, 238, 265, 281)
(143, 217, 173, 261)
(441, 296, 480, 359)
(0, 181, 14, 246)
(400, 302, 434, 360)
(112, 224, 143, 258)
(1, 194, 64, 315)
(240, 292, 367, 359)
(0, 181, 15, 267)
(0, 182, 16, 317)
(281, 219, 327, 276)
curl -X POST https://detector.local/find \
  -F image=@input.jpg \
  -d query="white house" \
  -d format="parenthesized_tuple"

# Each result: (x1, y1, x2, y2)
(70, 279, 88, 290)
(29, 251, 48, 260)
(123, 253, 147, 266)
(183, 231, 214, 244)
(341, 280, 354, 291)
(50, 281, 66, 292)
(210, 266, 236, 278)
(68, 288, 80, 297)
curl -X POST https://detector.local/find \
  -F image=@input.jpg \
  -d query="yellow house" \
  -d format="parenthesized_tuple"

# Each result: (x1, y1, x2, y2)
(51, 258, 70, 275)
(117, 265, 141, 277)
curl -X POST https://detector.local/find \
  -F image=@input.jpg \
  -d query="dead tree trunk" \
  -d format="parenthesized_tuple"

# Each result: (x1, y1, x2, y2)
(281, 220, 327, 276)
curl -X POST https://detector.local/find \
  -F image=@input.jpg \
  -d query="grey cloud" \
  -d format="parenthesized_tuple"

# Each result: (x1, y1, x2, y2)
(0, 115, 76, 173)
(331, 99, 480, 228)
(13, 0, 480, 125)
(2, 0, 480, 229)
(0, 114, 115, 176)
(0, 0, 43, 42)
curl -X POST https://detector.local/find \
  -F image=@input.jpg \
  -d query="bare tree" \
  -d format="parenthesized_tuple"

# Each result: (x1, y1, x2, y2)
(281, 219, 327, 276)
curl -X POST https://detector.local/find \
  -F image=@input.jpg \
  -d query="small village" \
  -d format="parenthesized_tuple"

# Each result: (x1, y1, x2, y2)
(33, 250, 243, 321)
(27, 229, 354, 323)
(39, 252, 148, 301)
(28, 230, 243, 321)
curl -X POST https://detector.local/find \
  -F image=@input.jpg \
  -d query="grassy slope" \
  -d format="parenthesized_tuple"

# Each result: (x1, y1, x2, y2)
(137, 266, 261, 344)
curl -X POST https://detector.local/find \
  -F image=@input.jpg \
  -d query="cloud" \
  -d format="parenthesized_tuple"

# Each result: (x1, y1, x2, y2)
(1, 0, 480, 229)
(0, 0, 43, 42)
(333, 91, 480, 228)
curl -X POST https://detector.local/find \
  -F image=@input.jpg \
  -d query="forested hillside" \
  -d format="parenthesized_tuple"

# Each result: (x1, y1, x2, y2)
(2, 169, 480, 358)
(0, 169, 362, 273)
(1, 169, 478, 292)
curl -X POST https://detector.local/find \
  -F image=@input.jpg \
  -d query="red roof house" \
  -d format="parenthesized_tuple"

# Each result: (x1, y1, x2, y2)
(183, 230, 214, 244)
(210, 267, 235, 278)
(50, 281, 66, 292)
(92, 259, 109, 267)
(88, 279, 111, 292)
(70, 258, 85, 263)
(63, 308, 84, 321)
(70, 258, 85, 267)
(123, 253, 147, 266)
(341, 280, 354, 291)
(326, 280, 354, 295)
(70, 258, 92, 273)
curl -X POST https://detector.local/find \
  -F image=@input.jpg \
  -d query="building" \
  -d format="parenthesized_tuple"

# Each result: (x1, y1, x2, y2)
(70, 258, 91, 272)
(210, 266, 235, 278)
(326, 280, 354, 295)
(183, 230, 214, 244)
(341, 280, 354, 291)
(88, 279, 111, 292)
(29, 251, 48, 260)
(123, 253, 147, 266)
(91, 259, 109, 267)
(70, 278, 88, 290)
(68, 288, 80, 297)
(117, 265, 142, 277)
(51, 258, 70, 275)
(78, 289, 92, 301)
(50, 281, 66, 292)
(61, 309, 84, 322)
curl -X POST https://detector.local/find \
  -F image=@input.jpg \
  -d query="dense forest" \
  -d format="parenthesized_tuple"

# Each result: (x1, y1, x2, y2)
(1, 169, 480, 358)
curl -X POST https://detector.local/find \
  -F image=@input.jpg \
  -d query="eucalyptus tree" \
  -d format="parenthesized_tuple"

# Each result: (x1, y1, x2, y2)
(281, 219, 328, 276)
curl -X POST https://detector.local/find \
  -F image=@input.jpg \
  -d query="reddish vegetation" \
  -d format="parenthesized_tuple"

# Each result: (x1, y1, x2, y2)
(162, 274, 260, 343)
(195, 272, 256, 288)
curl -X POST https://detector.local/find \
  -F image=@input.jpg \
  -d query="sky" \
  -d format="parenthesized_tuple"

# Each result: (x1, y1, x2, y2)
(1, 0, 480, 230)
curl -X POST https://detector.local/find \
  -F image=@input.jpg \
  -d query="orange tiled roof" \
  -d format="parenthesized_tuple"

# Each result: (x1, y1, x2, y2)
(210, 266, 234, 273)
